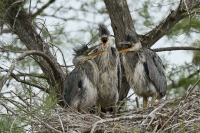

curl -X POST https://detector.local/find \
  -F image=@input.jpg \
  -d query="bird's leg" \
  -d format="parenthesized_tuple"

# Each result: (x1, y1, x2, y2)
(97, 102, 101, 116)
(112, 104, 118, 117)
(151, 94, 156, 106)
(143, 96, 148, 108)
(135, 97, 139, 108)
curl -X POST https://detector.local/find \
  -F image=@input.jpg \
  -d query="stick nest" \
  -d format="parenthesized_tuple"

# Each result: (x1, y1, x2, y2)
(33, 90, 200, 133)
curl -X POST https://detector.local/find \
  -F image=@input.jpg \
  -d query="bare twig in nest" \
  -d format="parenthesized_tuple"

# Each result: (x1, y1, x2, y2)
(90, 114, 146, 133)
(28, 90, 200, 133)
(56, 111, 65, 132)
(141, 102, 167, 128)
(158, 78, 200, 132)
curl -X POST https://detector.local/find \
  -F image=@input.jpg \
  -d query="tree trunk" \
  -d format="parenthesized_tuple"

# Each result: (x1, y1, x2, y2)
(1, 1, 65, 106)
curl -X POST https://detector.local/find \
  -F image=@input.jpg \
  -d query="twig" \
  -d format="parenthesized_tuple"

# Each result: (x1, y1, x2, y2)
(152, 46, 200, 52)
(2, 0, 24, 25)
(183, 78, 200, 101)
(49, 42, 67, 69)
(12, 7, 21, 31)
(56, 112, 65, 132)
(0, 101, 17, 115)
(90, 115, 146, 133)
(141, 102, 167, 127)
(183, 0, 191, 19)
(10, 117, 18, 133)
(31, 0, 56, 18)
(33, 116, 63, 133)
(0, 50, 60, 90)
(10, 73, 49, 93)
(10, 90, 31, 107)
(163, 118, 200, 131)
(158, 78, 200, 132)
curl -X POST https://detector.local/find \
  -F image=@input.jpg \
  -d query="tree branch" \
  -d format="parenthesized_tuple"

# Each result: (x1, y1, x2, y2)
(11, 73, 49, 93)
(0, 50, 60, 92)
(140, 0, 200, 48)
(31, 0, 56, 18)
(152, 46, 200, 52)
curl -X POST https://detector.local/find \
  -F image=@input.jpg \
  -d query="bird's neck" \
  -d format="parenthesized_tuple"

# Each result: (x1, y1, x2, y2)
(131, 42, 142, 52)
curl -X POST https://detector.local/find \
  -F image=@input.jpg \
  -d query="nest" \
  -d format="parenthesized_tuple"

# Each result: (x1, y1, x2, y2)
(32, 89, 200, 133)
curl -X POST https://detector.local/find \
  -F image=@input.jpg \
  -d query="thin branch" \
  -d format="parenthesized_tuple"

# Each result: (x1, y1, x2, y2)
(2, 0, 23, 27)
(33, 116, 63, 133)
(40, 14, 96, 23)
(10, 90, 31, 107)
(90, 115, 146, 133)
(158, 77, 200, 132)
(140, 0, 200, 47)
(49, 42, 67, 70)
(152, 46, 200, 52)
(0, 50, 61, 90)
(1, 67, 47, 79)
(0, 101, 17, 115)
(31, 0, 56, 18)
(56, 111, 65, 132)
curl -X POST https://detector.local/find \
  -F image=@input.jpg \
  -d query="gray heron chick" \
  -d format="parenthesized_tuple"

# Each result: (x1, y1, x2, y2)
(118, 31, 167, 108)
(64, 44, 105, 112)
(94, 23, 121, 115)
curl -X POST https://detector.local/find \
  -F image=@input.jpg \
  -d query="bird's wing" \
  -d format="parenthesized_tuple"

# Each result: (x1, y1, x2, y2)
(117, 57, 122, 93)
(111, 47, 122, 92)
(63, 68, 83, 105)
(142, 48, 167, 97)
(84, 60, 98, 85)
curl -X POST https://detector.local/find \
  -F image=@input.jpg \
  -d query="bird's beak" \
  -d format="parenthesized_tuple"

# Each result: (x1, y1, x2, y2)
(85, 44, 105, 58)
(86, 50, 105, 60)
(84, 45, 99, 55)
(88, 50, 105, 57)
(118, 41, 134, 54)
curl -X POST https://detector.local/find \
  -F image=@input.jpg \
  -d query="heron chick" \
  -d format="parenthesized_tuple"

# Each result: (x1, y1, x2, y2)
(94, 23, 121, 115)
(118, 31, 167, 108)
(64, 44, 105, 112)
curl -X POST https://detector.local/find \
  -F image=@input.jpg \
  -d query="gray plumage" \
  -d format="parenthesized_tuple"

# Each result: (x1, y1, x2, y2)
(94, 23, 121, 114)
(63, 44, 101, 112)
(119, 31, 167, 108)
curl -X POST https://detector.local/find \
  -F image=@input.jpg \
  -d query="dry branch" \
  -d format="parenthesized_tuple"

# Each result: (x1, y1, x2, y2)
(153, 46, 200, 52)
(0, 50, 61, 90)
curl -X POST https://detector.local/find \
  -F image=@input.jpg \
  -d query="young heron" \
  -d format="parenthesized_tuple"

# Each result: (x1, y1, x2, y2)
(118, 31, 167, 108)
(94, 23, 121, 115)
(63, 44, 105, 112)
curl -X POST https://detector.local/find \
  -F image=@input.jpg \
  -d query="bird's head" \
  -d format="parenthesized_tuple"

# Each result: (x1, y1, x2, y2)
(98, 23, 110, 49)
(73, 44, 105, 65)
(118, 31, 142, 54)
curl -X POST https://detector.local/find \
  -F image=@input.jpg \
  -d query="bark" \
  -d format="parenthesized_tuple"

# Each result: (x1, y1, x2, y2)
(103, 0, 200, 103)
(103, 0, 136, 50)
(1, 1, 65, 106)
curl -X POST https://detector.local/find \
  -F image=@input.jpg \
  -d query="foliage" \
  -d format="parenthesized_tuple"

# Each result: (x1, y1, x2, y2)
(0, 86, 58, 132)
(167, 15, 200, 37)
